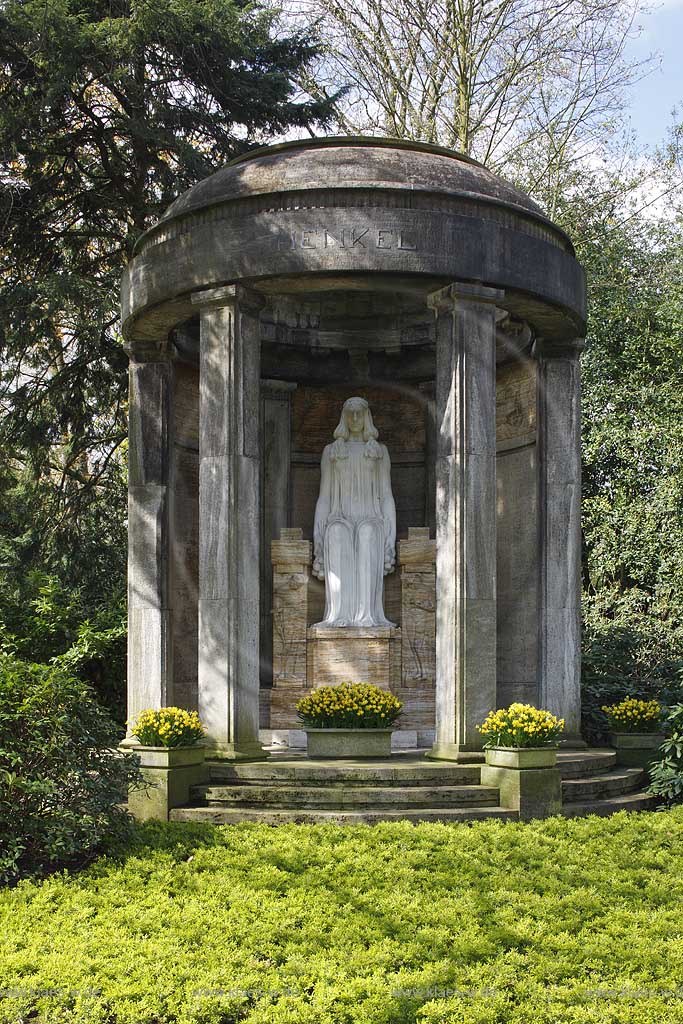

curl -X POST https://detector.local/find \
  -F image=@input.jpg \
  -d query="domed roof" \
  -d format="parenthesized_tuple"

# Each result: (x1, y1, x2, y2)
(151, 136, 547, 234)
(124, 135, 584, 344)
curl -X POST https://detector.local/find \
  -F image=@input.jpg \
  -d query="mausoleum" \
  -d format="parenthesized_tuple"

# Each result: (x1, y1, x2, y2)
(121, 136, 586, 764)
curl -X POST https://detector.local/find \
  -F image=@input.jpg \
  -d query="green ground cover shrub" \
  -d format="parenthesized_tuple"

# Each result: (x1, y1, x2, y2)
(1, 811, 683, 1024)
(0, 654, 141, 885)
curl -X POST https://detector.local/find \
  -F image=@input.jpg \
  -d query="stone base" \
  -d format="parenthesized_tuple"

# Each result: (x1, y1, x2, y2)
(559, 735, 588, 749)
(202, 740, 269, 762)
(307, 624, 401, 689)
(481, 764, 562, 820)
(425, 742, 485, 763)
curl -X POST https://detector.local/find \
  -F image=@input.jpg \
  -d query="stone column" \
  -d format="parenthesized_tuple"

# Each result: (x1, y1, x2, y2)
(191, 285, 266, 760)
(534, 338, 585, 743)
(427, 283, 502, 761)
(124, 340, 174, 738)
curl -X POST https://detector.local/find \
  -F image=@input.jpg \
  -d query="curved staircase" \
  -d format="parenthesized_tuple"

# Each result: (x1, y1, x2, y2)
(169, 748, 658, 824)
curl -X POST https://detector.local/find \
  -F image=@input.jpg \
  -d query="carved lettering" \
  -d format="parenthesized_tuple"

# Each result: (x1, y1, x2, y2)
(275, 225, 420, 252)
(324, 230, 345, 248)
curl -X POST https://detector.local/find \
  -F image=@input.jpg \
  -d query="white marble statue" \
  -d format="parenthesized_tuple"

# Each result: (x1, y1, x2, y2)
(313, 396, 396, 628)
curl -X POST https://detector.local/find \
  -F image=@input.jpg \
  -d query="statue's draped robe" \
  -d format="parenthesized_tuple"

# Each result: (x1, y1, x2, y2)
(313, 439, 396, 627)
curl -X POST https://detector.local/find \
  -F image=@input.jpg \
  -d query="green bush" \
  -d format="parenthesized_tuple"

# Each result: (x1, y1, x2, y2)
(0, 654, 141, 886)
(649, 704, 683, 806)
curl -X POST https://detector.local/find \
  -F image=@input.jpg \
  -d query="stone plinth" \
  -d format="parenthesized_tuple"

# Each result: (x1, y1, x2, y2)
(307, 624, 402, 691)
(399, 527, 436, 687)
(271, 528, 311, 687)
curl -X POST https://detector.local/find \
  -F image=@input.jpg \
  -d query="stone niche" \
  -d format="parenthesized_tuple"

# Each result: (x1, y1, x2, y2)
(160, 342, 548, 744)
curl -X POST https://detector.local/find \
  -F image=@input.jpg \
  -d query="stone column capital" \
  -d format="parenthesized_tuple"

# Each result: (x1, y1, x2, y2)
(124, 339, 174, 363)
(531, 337, 585, 361)
(427, 282, 505, 313)
(191, 283, 265, 314)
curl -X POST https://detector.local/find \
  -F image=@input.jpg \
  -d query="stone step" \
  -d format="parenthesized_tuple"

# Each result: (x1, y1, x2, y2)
(207, 759, 482, 787)
(560, 790, 659, 817)
(557, 750, 617, 779)
(170, 805, 519, 825)
(194, 783, 500, 809)
(561, 768, 644, 803)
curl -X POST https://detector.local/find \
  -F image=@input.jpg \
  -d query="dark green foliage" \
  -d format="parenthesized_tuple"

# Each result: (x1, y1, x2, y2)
(581, 601, 683, 744)
(649, 702, 683, 806)
(1, 811, 683, 1021)
(0, 568, 127, 722)
(0, 654, 141, 886)
(0, 0, 333, 706)
(555, 188, 683, 733)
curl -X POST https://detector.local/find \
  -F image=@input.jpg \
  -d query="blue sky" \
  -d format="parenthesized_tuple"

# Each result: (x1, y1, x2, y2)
(625, 2, 683, 149)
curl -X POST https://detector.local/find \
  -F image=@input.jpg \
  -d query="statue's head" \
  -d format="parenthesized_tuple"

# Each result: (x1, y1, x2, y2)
(333, 396, 379, 442)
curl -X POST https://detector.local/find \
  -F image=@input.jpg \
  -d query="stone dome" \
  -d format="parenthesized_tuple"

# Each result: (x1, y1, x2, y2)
(123, 136, 585, 343)
(142, 137, 549, 244)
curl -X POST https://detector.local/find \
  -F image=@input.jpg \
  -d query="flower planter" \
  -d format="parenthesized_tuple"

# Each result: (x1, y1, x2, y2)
(485, 746, 558, 769)
(305, 728, 393, 759)
(609, 732, 665, 770)
(134, 745, 206, 769)
(121, 743, 207, 820)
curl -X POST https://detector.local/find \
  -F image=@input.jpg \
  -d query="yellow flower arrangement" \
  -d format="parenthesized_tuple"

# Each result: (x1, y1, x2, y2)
(476, 703, 564, 748)
(296, 683, 402, 729)
(601, 697, 662, 734)
(129, 707, 204, 748)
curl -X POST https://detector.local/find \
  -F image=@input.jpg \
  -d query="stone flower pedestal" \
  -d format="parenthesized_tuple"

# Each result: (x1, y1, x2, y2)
(305, 728, 393, 759)
(123, 745, 208, 821)
(481, 746, 561, 820)
(610, 733, 665, 772)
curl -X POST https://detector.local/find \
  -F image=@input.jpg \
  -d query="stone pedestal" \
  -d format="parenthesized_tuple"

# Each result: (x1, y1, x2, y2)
(399, 527, 436, 686)
(272, 528, 311, 688)
(307, 624, 401, 690)
(481, 763, 562, 820)
(125, 745, 208, 822)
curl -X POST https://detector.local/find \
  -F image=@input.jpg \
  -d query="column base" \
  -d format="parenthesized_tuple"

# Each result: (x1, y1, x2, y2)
(559, 735, 588, 749)
(205, 741, 269, 762)
(425, 742, 485, 763)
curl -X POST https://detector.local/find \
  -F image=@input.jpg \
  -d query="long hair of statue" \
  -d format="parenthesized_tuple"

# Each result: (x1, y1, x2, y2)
(332, 397, 379, 442)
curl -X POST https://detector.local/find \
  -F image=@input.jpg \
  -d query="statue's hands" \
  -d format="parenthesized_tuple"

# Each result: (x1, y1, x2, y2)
(383, 542, 395, 574)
